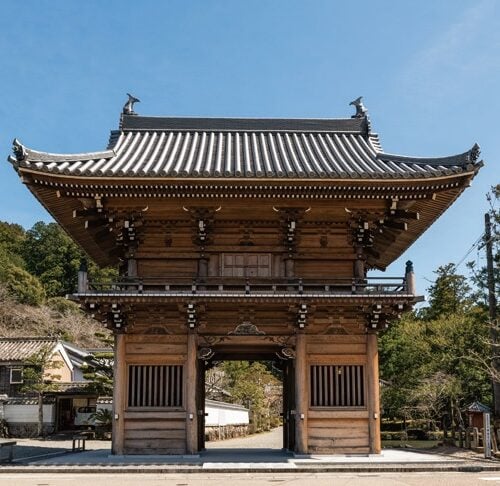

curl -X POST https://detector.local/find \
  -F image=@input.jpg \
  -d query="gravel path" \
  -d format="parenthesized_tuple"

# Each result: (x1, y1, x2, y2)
(206, 427, 283, 449)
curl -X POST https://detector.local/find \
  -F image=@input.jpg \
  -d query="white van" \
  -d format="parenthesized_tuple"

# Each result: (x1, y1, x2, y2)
(74, 406, 96, 428)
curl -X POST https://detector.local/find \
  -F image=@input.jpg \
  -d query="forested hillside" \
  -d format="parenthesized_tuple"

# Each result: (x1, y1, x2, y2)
(0, 221, 115, 347)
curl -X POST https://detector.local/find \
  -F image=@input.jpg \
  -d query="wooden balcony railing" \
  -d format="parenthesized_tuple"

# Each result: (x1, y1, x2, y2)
(79, 276, 409, 296)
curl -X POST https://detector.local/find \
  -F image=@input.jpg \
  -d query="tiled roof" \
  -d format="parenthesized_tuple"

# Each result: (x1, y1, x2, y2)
(466, 401, 491, 413)
(8, 112, 482, 180)
(0, 337, 58, 362)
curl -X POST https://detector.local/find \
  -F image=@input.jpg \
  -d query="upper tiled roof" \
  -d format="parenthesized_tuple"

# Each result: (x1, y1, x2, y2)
(8, 104, 483, 180)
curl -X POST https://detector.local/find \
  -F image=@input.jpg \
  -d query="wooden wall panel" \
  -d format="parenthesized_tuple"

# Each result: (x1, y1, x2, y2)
(308, 418, 369, 453)
(122, 334, 189, 454)
(305, 334, 370, 454)
(138, 259, 197, 277)
(295, 260, 353, 279)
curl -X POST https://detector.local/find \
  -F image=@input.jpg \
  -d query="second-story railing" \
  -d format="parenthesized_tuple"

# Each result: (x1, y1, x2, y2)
(79, 276, 409, 296)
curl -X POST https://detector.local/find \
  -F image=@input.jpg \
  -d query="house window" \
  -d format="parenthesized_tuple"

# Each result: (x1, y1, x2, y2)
(310, 365, 365, 407)
(128, 365, 183, 408)
(10, 367, 23, 384)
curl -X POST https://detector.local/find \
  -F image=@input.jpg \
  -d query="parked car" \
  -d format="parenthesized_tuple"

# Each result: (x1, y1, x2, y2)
(74, 406, 97, 428)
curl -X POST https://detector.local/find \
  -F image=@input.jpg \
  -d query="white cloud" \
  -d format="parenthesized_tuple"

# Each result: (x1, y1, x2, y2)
(399, 0, 500, 98)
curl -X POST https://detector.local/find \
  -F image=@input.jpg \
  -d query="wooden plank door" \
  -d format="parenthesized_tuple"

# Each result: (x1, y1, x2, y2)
(222, 253, 272, 277)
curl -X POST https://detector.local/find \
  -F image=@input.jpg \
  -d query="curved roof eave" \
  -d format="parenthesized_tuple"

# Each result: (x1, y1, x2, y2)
(8, 138, 482, 182)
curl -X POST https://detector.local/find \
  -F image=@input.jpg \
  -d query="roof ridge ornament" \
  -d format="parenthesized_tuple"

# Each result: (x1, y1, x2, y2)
(349, 96, 368, 119)
(123, 93, 140, 115)
(469, 143, 481, 163)
(12, 138, 27, 162)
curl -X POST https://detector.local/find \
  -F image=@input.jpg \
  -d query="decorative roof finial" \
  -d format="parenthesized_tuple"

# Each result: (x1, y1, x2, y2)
(349, 96, 367, 118)
(405, 260, 414, 274)
(123, 93, 140, 115)
(12, 138, 27, 161)
(469, 143, 481, 163)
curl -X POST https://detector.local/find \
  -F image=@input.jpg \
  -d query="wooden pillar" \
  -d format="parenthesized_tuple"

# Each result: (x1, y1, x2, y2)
(127, 258, 137, 277)
(112, 333, 126, 455)
(186, 330, 198, 454)
(77, 260, 88, 293)
(294, 332, 308, 454)
(354, 245, 365, 280)
(198, 257, 208, 278)
(405, 260, 416, 295)
(367, 332, 381, 453)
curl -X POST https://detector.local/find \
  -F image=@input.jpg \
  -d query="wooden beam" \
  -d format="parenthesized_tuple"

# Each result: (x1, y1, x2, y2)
(367, 333, 381, 454)
(365, 247, 380, 260)
(73, 208, 99, 218)
(384, 220, 408, 231)
(85, 219, 104, 229)
(391, 209, 420, 220)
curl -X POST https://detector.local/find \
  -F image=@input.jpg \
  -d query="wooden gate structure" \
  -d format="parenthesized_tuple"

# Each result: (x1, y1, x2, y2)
(8, 97, 482, 455)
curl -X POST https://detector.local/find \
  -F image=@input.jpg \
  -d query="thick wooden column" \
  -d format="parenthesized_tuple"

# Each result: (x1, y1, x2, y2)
(186, 330, 198, 454)
(112, 333, 126, 455)
(294, 332, 308, 454)
(367, 332, 381, 453)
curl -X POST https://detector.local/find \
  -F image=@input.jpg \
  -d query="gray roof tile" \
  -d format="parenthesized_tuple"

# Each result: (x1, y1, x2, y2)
(8, 115, 482, 180)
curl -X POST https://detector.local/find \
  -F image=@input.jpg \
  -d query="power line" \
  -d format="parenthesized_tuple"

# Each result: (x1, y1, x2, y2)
(455, 232, 485, 269)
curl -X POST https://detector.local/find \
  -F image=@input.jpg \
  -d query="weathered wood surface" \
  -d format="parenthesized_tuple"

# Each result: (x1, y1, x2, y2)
(367, 332, 381, 453)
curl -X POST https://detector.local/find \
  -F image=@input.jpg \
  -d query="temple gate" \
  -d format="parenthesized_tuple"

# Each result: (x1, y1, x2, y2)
(8, 96, 482, 454)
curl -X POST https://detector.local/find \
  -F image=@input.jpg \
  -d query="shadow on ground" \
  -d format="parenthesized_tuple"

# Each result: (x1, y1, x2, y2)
(11, 443, 68, 461)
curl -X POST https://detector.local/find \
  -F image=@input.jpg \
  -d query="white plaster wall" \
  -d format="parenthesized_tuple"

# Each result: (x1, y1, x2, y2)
(205, 403, 249, 426)
(3, 404, 55, 424)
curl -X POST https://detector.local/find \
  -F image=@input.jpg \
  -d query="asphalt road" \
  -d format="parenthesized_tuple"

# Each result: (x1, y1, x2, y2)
(0, 472, 499, 485)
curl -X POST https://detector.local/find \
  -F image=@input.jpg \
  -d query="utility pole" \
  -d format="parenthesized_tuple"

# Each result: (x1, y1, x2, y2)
(485, 213, 500, 419)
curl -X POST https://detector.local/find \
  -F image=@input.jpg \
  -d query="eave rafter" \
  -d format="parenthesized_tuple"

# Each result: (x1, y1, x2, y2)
(21, 170, 473, 201)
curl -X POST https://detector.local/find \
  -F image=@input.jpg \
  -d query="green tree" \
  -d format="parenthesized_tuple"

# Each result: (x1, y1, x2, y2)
(22, 222, 82, 297)
(421, 264, 472, 320)
(20, 347, 63, 437)
(0, 252, 46, 305)
(379, 264, 491, 427)
(22, 221, 118, 297)
(221, 361, 282, 432)
(0, 221, 26, 268)
(82, 353, 114, 396)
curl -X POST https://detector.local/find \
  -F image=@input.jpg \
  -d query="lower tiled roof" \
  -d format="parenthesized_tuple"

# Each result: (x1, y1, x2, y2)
(0, 338, 58, 362)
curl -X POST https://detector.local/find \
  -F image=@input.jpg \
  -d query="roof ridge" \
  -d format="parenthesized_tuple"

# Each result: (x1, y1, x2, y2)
(377, 143, 481, 168)
(0, 336, 59, 341)
(10, 139, 115, 165)
(120, 114, 369, 134)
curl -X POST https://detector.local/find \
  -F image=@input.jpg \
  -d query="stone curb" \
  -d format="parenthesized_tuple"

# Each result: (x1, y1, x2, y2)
(2, 463, 500, 474)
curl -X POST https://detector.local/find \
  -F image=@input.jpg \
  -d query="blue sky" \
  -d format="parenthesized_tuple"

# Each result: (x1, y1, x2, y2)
(0, 0, 498, 296)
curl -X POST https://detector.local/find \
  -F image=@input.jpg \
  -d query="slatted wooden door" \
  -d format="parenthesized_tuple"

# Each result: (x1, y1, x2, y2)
(222, 253, 272, 277)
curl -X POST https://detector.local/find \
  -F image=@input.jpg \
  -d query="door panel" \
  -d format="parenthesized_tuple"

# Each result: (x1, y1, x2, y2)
(222, 253, 272, 277)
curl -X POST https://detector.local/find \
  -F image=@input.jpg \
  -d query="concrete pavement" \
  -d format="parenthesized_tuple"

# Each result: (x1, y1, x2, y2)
(1, 427, 500, 474)
(2, 472, 500, 486)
